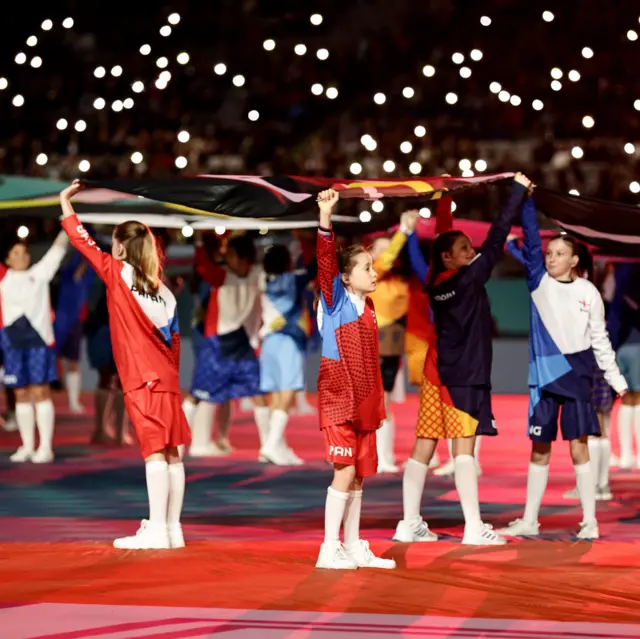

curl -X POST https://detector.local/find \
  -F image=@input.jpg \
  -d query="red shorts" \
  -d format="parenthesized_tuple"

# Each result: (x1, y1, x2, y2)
(124, 385, 192, 459)
(323, 425, 378, 477)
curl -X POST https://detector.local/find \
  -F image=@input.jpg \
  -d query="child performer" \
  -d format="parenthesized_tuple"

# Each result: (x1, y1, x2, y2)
(315, 189, 395, 570)
(54, 252, 95, 413)
(368, 211, 417, 473)
(508, 237, 616, 500)
(1, 228, 68, 463)
(189, 234, 267, 456)
(499, 197, 627, 541)
(393, 173, 531, 545)
(258, 244, 316, 465)
(60, 180, 190, 550)
(406, 196, 482, 477)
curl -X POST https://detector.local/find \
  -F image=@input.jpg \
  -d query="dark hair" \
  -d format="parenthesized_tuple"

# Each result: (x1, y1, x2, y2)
(314, 243, 368, 310)
(263, 244, 291, 276)
(113, 220, 162, 295)
(548, 234, 594, 282)
(427, 230, 466, 288)
(1, 238, 25, 264)
(227, 234, 256, 264)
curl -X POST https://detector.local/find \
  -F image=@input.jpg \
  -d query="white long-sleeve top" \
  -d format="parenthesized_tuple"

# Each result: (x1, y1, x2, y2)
(0, 232, 68, 348)
(522, 198, 627, 397)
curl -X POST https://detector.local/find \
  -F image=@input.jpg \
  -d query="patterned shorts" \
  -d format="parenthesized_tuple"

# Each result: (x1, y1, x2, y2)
(416, 379, 497, 439)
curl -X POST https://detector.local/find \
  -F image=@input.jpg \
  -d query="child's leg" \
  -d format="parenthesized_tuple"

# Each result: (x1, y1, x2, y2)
(263, 390, 296, 464)
(114, 448, 171, 549)
(181, 394, 198, 428)
(215, 401, 233, 451)
(11, 387, 35, 461)
(596, 413, 612, 496)
(166, 446, 186, 548)
(522, 442, 552, 523)
(65, 358, 83, 413)
(32, 384, 55, 463)
(343, 476, 364, 547)
(324, 464, 355, 543)
(570, 436, 597, 525)
(253, 394, 271, 453)
(452, 436, 482, 531)
(618, 396, 634, 467)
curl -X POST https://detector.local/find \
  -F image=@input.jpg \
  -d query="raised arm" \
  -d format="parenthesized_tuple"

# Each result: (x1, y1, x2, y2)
(520, 197, 546, 291)
(466, 175, 530, 285)
(317, 188, 344, 311)
(29, 231, 69, 282)
(407, 232, 429, 286)
(60, 181, 112, 280)
(588, 287, 628, 395)
(506, 238, 525, 265)
(435, 195, 453, 235)
(373, 210, 417, 278)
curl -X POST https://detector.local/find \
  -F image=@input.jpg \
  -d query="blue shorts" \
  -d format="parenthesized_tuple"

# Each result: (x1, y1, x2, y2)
(191, 335, 261, 404)
(87, 325, 116, 372)
(57, 321, 84, 362)
(260, 333, 305, 393)
(0, 333, 58, 388)
(528, 390, 600, 442)
(617, 343, 640, 392)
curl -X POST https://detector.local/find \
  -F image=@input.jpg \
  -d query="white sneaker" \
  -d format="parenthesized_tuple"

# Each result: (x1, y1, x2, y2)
(69, 403, 85, 415)
(113, 520, 171, 549)
(497, 518, 540, 537)
(563, 487, 580, 500)
(31, 449, 54, 464)
(462, 523, 507, 545)
(285, 448, 305, 466)
(261, 444, 294, 466)
(10, 447, 34, 463)
(2, 413, 18, 432)
(428, 452, 440, 469)
(315, 541, 358, 570)
(189, 442, 227, 458)
(168, 523, 185, 548)
(433, 459, 455, 476)
(377, 459, 399, 474)
(345, 540, 396, 569)
(393, 518, 438, 543)
(597, 485, 613, 501)
(577, 520, 599, 540)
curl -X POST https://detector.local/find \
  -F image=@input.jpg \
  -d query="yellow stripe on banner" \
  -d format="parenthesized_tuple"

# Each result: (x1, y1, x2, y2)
(0, 198, 60, 209)
(164, 202, 281, 221)
(343, 180, 443, 194)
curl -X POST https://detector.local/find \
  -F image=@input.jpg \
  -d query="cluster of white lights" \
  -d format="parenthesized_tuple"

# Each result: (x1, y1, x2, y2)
(360, 134, 377, 151)
(459, 158, 487, 173)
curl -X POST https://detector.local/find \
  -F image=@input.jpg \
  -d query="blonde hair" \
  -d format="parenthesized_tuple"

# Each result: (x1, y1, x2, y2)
(113, 221, 161, 295)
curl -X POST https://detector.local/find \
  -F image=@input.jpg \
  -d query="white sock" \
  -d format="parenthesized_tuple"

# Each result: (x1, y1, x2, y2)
(522, 463, 549, 523)
(167, 462, 186, 525)
(35, 399, 55, 453)
(599, 439, 611, 488)
(145, 460, 170, 526)
(634, 406, 640, 461)
(343, 490, 363, 547)
(66, 370, 81, 408)
(377, 418, 395, 464)
(618, 405, 634, 465)
(191, 402, 214, 449)
(15, 402, 35, 452)
(254, 405, 271, 448)
(454, 454, 482, 529)
(587, 439, 601, 489)
(403, 458, 428, 522)
(181, 399, 197, 428)
(324, 487, 349, 543)
(575, 461, 596, 524)
(265, 409, 289, 450)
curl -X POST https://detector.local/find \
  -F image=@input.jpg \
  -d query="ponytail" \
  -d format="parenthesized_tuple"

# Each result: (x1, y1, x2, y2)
(113, 221, 162, 295)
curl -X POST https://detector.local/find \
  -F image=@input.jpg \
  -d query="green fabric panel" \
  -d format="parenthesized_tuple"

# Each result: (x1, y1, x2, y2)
(486, 278, 530, 336)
